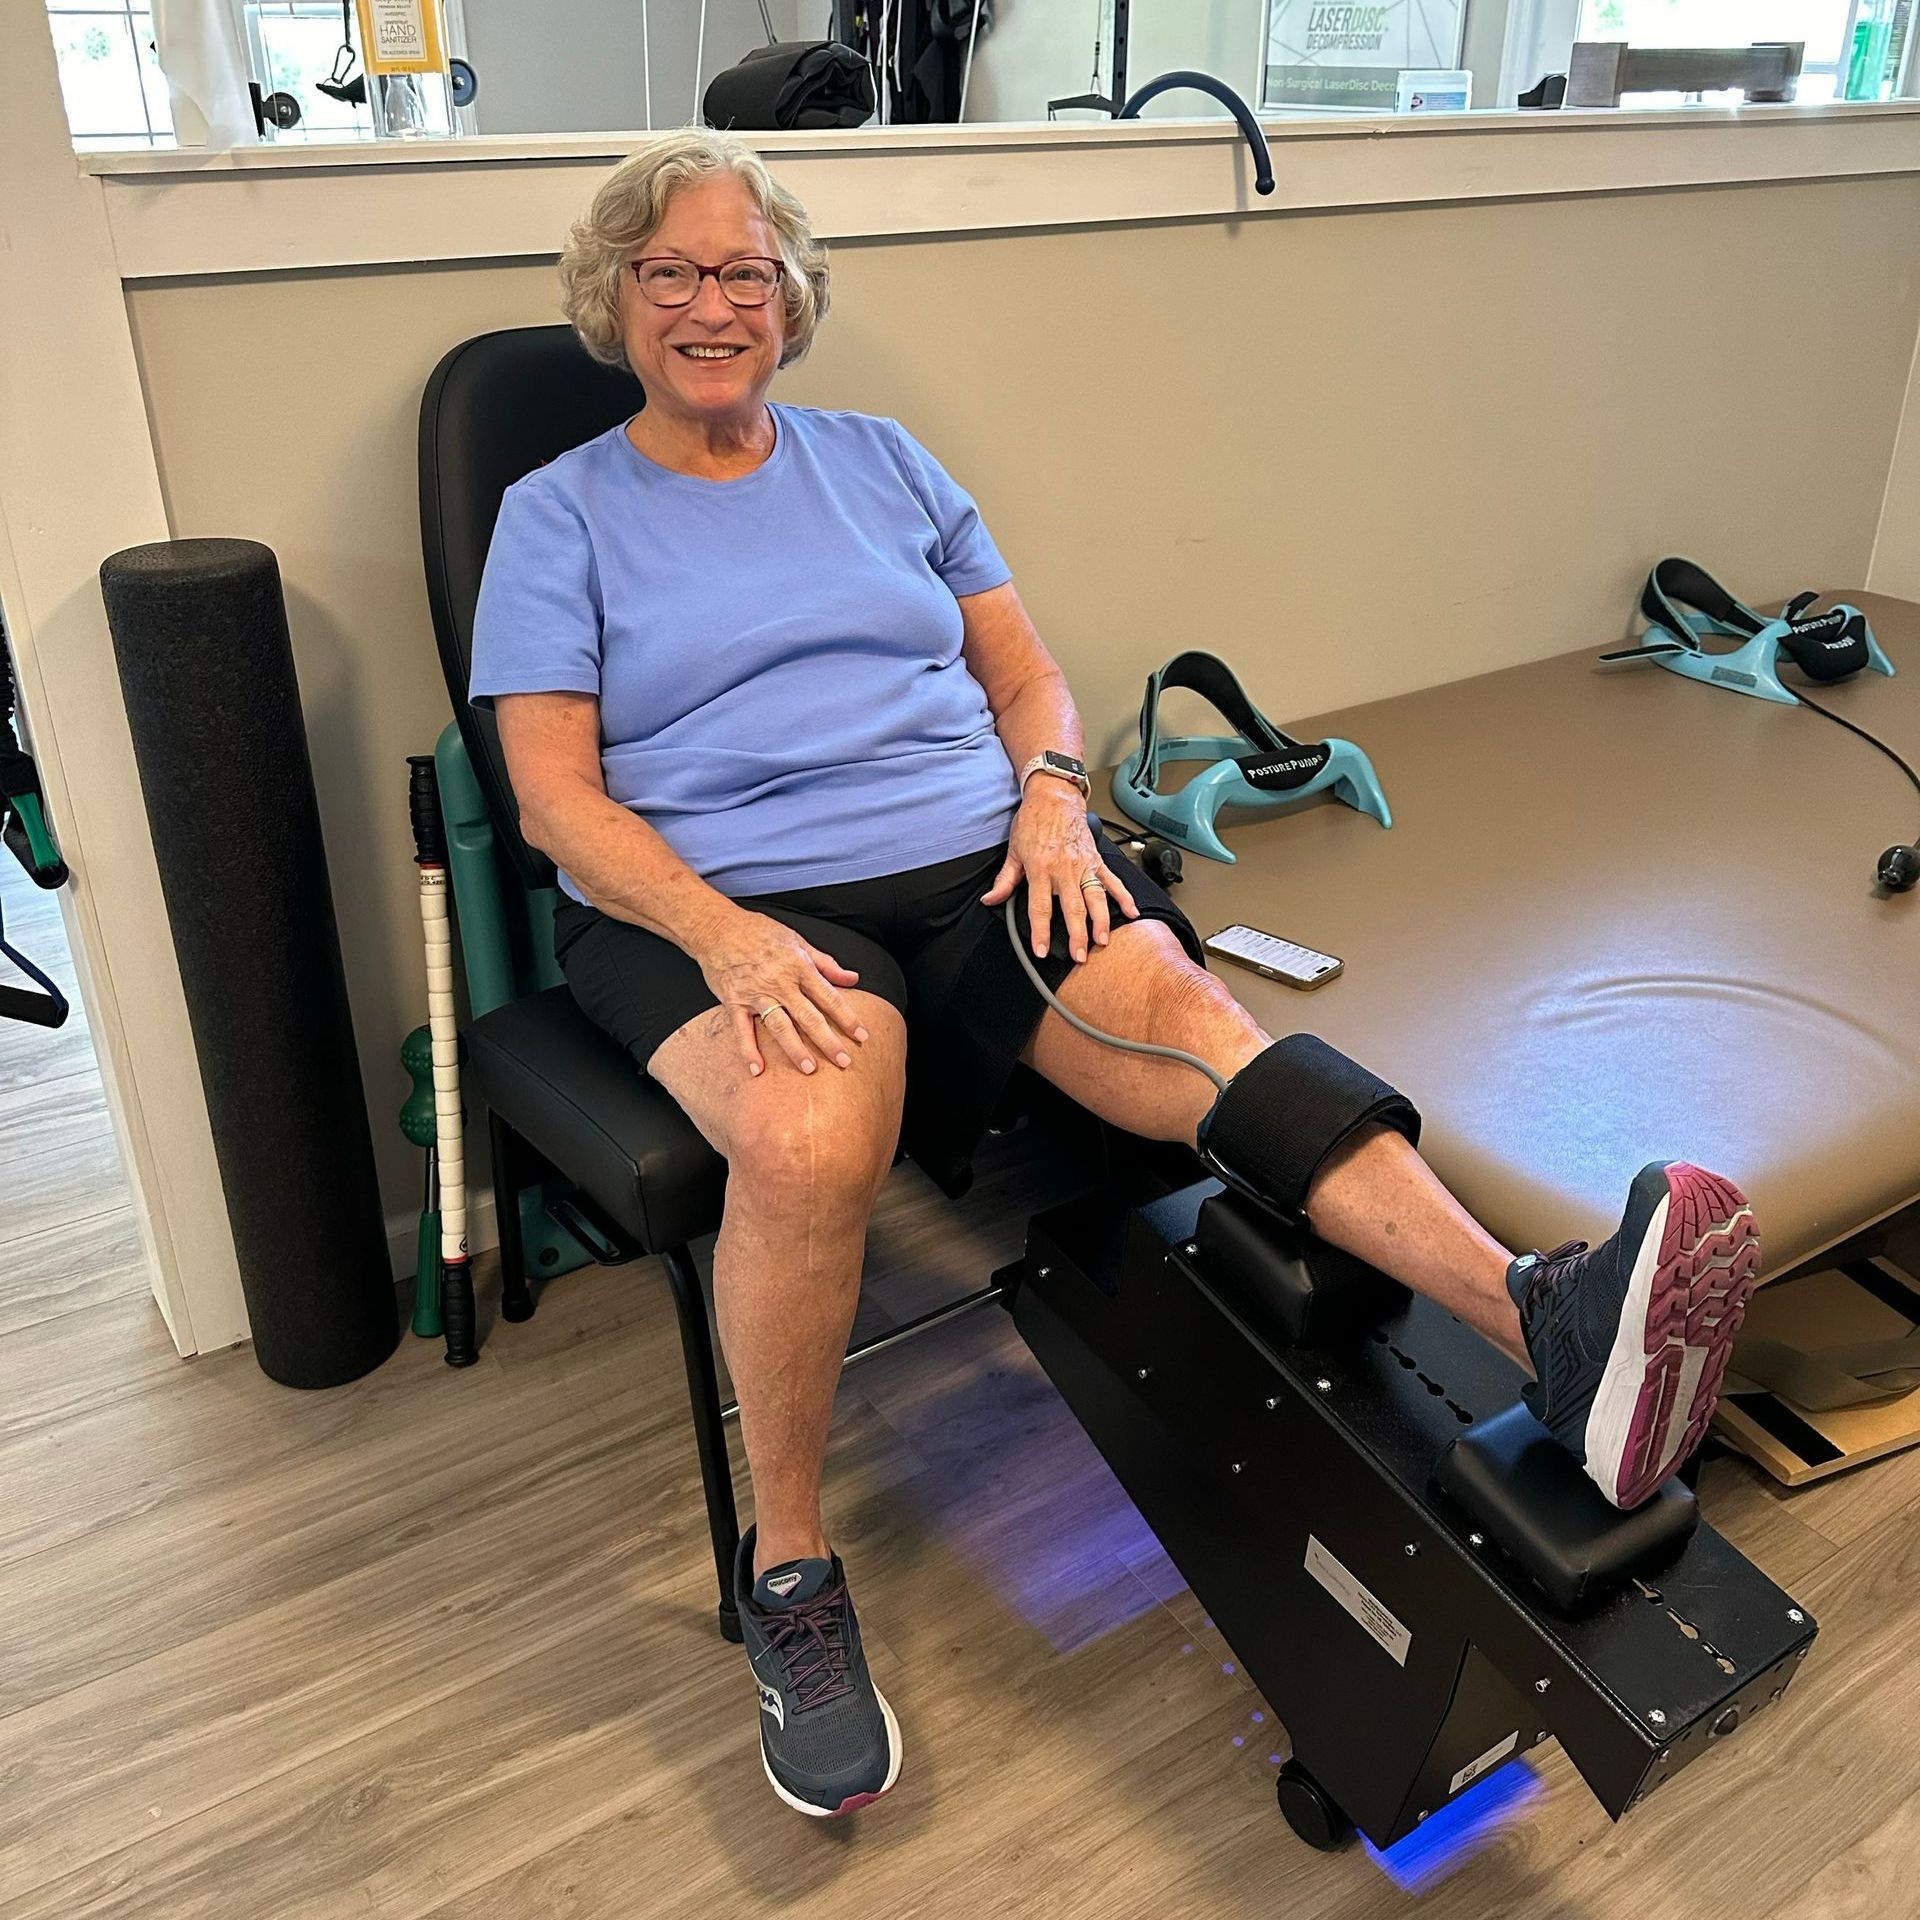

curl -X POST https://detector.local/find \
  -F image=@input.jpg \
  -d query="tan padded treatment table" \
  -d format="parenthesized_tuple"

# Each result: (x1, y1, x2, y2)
(1138, 589, 1920, 1282)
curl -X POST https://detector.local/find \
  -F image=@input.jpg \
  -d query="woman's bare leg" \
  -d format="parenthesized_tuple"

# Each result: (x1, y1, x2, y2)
(648, 992, 909, 1573)
(1018, 922, 1528, 1364)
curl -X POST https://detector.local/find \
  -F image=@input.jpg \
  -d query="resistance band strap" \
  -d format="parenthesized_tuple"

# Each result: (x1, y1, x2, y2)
(0, 628, 70, 1027)
(0, 899, 68, 1029)
(1133, 650, 1296, 793)
(1, 624, 62, 879)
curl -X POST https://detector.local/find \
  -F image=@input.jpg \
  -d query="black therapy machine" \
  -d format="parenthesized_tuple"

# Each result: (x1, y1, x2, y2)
(1007, 1169, 1815, 1851)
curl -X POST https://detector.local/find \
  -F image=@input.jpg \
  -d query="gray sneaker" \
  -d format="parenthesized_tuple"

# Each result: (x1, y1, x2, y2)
(735, 1526, 902, 1816)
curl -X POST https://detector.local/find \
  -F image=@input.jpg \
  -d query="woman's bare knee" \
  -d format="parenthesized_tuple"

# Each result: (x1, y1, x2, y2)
(1149, 952, 1267, 1063)
(727, 1088, 897, 1221)
(651, 991, 905, 1206)
(1044, 922, 1264, 1064)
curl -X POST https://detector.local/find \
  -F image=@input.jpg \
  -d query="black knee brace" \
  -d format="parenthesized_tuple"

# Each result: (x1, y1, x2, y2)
(1196, 1034, 1421, 1224)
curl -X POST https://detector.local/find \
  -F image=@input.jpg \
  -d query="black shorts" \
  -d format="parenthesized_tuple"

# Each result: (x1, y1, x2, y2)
(552, 828, 1205, 1197)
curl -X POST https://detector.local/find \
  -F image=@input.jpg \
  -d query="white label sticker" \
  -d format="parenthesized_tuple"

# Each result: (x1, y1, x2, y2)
(1304, 1535, 1411, 1667)
(1449, 1729, 1519, 1796)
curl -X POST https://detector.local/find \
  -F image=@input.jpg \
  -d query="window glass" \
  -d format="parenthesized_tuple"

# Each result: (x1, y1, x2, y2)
(40, 0, 1919, 152)
(49, 10, 152, 140)
(1576, 0, 1856, 103)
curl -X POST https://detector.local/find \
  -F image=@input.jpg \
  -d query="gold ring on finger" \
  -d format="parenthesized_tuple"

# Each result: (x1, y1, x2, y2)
(756, 1003, 785, 1021)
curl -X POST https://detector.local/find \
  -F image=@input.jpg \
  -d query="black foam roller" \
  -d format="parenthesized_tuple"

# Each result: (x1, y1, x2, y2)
(99, 538, 398, 1387)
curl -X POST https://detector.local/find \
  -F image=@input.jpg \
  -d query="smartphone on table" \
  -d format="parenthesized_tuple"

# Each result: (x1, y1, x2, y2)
(1204, 923, 1343, 990)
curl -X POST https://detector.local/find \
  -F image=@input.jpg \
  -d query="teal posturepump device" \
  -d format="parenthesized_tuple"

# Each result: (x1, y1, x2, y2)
(1114, 650, 1391, 865)
(1601, 557, 1894, 707)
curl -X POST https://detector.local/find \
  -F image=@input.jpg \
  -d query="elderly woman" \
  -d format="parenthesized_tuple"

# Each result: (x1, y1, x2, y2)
(471, 130, 1759, 1820)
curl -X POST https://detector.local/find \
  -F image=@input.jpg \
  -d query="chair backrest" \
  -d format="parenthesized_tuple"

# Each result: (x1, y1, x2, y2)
(418, 325, 644, 892)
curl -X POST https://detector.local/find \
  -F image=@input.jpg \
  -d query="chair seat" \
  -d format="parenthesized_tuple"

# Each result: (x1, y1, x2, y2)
(466, 986, 726, 1254)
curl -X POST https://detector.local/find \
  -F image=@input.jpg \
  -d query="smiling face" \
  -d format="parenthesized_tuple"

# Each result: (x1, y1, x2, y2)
(617, 173, 787, 430)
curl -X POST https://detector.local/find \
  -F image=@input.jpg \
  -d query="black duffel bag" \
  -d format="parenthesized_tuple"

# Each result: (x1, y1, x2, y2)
(702, 41, 875, 131)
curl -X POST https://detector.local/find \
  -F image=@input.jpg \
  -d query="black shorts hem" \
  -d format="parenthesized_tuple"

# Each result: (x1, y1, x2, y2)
(551, 830, 1205, 1193)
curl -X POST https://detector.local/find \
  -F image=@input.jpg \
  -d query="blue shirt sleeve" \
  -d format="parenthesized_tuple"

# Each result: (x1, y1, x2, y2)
(886, 419, 1013, 598)
(468, 476, 604, 710)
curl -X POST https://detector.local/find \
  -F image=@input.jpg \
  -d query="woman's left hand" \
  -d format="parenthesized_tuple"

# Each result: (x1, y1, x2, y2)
(981, 779, 1139, 963)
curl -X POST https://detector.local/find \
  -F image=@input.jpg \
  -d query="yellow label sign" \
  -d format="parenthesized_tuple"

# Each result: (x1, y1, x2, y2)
(353, 0, 446, 74)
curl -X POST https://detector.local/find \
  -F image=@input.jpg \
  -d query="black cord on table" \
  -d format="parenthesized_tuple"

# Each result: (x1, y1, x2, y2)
(1792, 689, 1920, 839)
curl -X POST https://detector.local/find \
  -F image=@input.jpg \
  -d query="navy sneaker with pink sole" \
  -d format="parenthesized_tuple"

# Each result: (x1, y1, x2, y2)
(1508, 1161, 1761, 1510)
(734, 1527, 902, 1817)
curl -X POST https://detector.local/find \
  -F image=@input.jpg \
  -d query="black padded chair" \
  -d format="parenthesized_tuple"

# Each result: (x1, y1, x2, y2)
(417, 325, 1088, 1642)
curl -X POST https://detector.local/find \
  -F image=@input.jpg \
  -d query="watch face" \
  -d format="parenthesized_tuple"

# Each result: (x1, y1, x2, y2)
(1046, 753, 1087, 776)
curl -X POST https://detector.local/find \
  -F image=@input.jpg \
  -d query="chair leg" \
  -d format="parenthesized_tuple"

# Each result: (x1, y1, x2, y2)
(660, 1243, 743, 1644)
(489, 1108, 537, 1324)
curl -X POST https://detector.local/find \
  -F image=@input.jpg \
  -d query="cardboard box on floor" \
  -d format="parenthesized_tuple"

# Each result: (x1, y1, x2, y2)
(1717, 1251, 1920, 1486)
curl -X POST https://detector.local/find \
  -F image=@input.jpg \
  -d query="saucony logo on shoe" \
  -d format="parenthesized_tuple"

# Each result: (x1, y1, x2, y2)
(735, 1530, 903, 1817)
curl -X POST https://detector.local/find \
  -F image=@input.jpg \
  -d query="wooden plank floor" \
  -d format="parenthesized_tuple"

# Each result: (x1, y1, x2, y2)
(3, 852, 1916, 1918)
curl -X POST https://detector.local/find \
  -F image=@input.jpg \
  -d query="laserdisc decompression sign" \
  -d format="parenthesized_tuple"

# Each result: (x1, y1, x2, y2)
(1262, 0, 1466, 111)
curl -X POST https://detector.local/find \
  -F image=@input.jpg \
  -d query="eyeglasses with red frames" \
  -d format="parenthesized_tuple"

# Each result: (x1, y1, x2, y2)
(628, 257, 786, 309)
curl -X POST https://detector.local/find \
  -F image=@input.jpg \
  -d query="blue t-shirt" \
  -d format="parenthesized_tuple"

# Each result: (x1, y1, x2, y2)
(469, 403, 1020, 901)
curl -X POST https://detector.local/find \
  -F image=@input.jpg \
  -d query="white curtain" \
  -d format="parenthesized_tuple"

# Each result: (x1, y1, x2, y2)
(152, 0, 258, 146)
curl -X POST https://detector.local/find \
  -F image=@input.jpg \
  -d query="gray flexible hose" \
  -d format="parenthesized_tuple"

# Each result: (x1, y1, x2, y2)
(1002, 897, 1228, 1094)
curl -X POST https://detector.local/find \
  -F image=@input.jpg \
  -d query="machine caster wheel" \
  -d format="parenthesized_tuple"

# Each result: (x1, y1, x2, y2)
(1276, 1760, 1352, 1851)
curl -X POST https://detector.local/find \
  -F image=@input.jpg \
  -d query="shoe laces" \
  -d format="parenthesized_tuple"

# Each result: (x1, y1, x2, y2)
(763, 1582, 856, 1712)
(1519, 1239, 1588, 1317)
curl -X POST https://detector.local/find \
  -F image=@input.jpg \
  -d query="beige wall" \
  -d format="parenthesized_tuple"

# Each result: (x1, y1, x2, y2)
(127, 171, 1920, 1242)
(1872, 319, 1920, 600)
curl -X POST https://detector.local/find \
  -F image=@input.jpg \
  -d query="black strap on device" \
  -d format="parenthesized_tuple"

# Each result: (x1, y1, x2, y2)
(1132, 649, 1330, 795)
(1775, 591, 1874, 681)
(1640, 556, 1758, 646)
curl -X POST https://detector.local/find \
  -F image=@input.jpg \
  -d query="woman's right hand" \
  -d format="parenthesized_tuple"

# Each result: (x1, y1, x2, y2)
(692, 908, 870, 1078)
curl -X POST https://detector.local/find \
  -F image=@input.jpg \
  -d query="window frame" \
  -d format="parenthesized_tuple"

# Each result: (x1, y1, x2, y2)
(46, 3, 169, 147)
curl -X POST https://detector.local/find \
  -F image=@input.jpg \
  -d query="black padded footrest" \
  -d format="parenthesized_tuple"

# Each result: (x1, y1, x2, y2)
(1432, 1404, 1699, 1615)
(1191, 1190, 1407, 1349)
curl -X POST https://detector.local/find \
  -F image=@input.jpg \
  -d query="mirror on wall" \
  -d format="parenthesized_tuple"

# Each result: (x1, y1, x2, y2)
(47, 0, 1917, 153)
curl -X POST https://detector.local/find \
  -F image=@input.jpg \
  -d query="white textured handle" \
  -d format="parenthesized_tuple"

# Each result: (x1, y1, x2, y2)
(419, 867, 467, 1259)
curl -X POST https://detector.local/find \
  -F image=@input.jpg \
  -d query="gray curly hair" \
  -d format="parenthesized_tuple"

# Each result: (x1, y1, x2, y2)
(559, 130, 831, 372)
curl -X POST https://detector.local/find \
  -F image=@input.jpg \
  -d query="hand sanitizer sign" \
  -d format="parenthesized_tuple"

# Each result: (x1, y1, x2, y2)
(353, 0, 446, 74)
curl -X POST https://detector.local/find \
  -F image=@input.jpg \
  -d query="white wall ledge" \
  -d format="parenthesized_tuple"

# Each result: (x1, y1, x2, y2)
(83, 101, 1920, 281)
